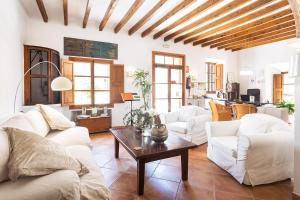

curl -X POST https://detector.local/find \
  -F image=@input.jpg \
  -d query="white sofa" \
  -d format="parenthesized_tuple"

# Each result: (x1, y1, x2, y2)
(160, 106, 211, 145)
(0, 109, 110, 200)
(206, 113, 293, 186)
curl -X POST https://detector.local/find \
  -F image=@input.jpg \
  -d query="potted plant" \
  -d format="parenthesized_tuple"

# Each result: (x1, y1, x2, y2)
(277, 101, 295, 124)
(123, 69, 153, 132)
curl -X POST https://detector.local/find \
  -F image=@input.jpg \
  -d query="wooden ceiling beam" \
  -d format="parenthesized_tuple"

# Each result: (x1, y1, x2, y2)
(128, 0, 168, 35)
(99, 0, 118, 31)
(179, 0, 274, 44)
(196, 9, 292, 46)
(153, 0, 222, 39)
(288, 0, 300, 37)
(210, 20, 295, 48)
(141, 0, 196, 38)
(223, 26, 296, 50)
(164, 0, 252, 41)
(185, 0, 289, 45)
(199, 14, 294, 47)
(231, 34, 296, 51)
(114, 0, 144, 33)
(63, 0, 68, 25)
(83, 0, 93, 28)
(209, 15, 295, 48)
(36, 0, 48, 22)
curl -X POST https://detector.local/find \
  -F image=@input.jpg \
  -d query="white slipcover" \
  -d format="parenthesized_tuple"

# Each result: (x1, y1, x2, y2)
(206, 113, 293, 186)
(0, 109, 109, 200)
(160, 106, 211, 145)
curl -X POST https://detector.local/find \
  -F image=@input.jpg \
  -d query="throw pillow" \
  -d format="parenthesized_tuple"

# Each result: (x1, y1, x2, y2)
(38, 104, 75, 130)
(1, 114, 35, 133)
(25, 109, 51, 137)
(0, 129, 9, 182)
(5, 128, 89, 181)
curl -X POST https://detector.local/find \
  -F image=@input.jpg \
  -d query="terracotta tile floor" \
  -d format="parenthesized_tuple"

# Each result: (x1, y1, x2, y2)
(90, 133, 293, 200)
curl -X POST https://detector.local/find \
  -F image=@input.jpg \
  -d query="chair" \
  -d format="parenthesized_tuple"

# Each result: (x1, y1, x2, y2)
(206, 113, 293, 186)
(159, 106, 211, 145)
(209, 101, 232, 121)
(232, 104, 257, 119)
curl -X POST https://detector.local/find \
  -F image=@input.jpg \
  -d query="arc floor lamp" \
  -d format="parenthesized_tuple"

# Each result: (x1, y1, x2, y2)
(14, 61, 72, 113)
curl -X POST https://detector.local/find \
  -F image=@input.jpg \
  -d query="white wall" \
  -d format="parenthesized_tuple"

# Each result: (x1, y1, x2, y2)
(24, 18, 238, 126)
(0, 0, 27, 122)
(237, 39, 297, 102)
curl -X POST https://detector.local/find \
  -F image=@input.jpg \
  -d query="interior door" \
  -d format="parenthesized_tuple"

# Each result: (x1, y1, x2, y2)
(273, 74, 283, 104)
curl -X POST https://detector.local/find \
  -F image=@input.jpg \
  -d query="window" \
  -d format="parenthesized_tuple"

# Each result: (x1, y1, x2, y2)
(206, 62, 223, 93)
(72, 59, 111, 106)
(61, 57, 124, 107)
(283, 72, 295, 102)
(24, 45, 61, 105)
(152, 51, 185, 113)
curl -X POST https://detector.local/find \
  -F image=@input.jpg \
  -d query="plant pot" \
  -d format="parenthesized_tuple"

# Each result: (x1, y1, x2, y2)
(151, 124, 168, 143)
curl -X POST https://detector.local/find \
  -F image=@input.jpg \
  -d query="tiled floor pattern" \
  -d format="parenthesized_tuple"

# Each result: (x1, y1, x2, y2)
(91, 133, 293, 200)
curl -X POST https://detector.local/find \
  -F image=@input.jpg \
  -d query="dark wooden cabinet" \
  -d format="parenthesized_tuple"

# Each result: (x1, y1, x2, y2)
(77, 116, 111, 133)
(24, 45, 61, 105)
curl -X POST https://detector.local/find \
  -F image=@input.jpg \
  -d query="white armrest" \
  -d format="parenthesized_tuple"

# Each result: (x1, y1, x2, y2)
(206, 120, 240, 138)
(238, 131, 294, 163)
(187, 114, 211, 133)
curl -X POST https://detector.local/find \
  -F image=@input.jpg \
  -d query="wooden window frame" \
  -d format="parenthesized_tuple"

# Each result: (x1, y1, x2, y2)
(68, 57, 113, 109)
(24, 45, 60, 105)
(206, 62, 216, 94)
(152, 51, 186, 112)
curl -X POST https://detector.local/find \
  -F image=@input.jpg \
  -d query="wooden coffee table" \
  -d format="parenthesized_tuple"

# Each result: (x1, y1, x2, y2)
(110, 126, 197, 195)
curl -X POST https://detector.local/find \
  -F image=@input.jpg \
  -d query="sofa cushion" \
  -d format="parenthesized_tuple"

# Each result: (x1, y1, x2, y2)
(67, 145, 110, 200)
(166, 122, 187, 134)
(0, 114, 35, 133)
(39, 104, 75, 130)
(5, 128, 89, 181)
(210, 136, 238, 159)
(24, 109, 50, 137)
(47, 127, 91, 148)
(0, 129, 9, 183)
(0, 170, 81, 200)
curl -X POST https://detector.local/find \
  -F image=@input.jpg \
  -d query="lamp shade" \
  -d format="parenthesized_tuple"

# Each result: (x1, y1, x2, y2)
(289, 54, 300, 78)
(51, 76, 72, 91)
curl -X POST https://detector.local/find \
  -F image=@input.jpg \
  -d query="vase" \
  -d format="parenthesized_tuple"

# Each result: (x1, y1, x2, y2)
(151, 124, 168, 143)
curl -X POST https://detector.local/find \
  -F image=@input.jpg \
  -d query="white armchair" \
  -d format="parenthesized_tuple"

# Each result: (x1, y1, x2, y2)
(206, 113, 293, 186)
(160, 106, 211, 145)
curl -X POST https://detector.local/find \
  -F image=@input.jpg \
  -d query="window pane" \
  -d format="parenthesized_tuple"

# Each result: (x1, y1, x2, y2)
(95, 91, 110, 104)
(155, 84, 168, 98)
(30, 50, 48, 75)
(171, 69, 182, 83)
(171, 99, 182, 112)
(73, 62, 91, 76)
(284, 73, 294, 84)
(284, 85, 295, 96)
(30, 78, 48, 104)
(165, 56, 173, 65)
(95, 78, 110, 90)
(171, 84, 182, 98)
(155, 55, 164, 64)
(155, 99, 168, 113)
(74, 91, 91, 105)
(174, 57, 182, 65)
(94, 63, 110, 76)
(74, 77, 91, 90)
(155, 68, 168, 83)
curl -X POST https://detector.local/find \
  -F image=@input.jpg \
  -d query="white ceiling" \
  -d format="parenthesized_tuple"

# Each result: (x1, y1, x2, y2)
(19, 0, 238, 36)
(19, 0, 291, 42)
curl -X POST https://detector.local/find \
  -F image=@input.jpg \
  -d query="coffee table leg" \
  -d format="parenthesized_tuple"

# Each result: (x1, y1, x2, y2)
(137, 160, 145, 195)
(114, 138, 119, 158)
(181, 149, 188, 181)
